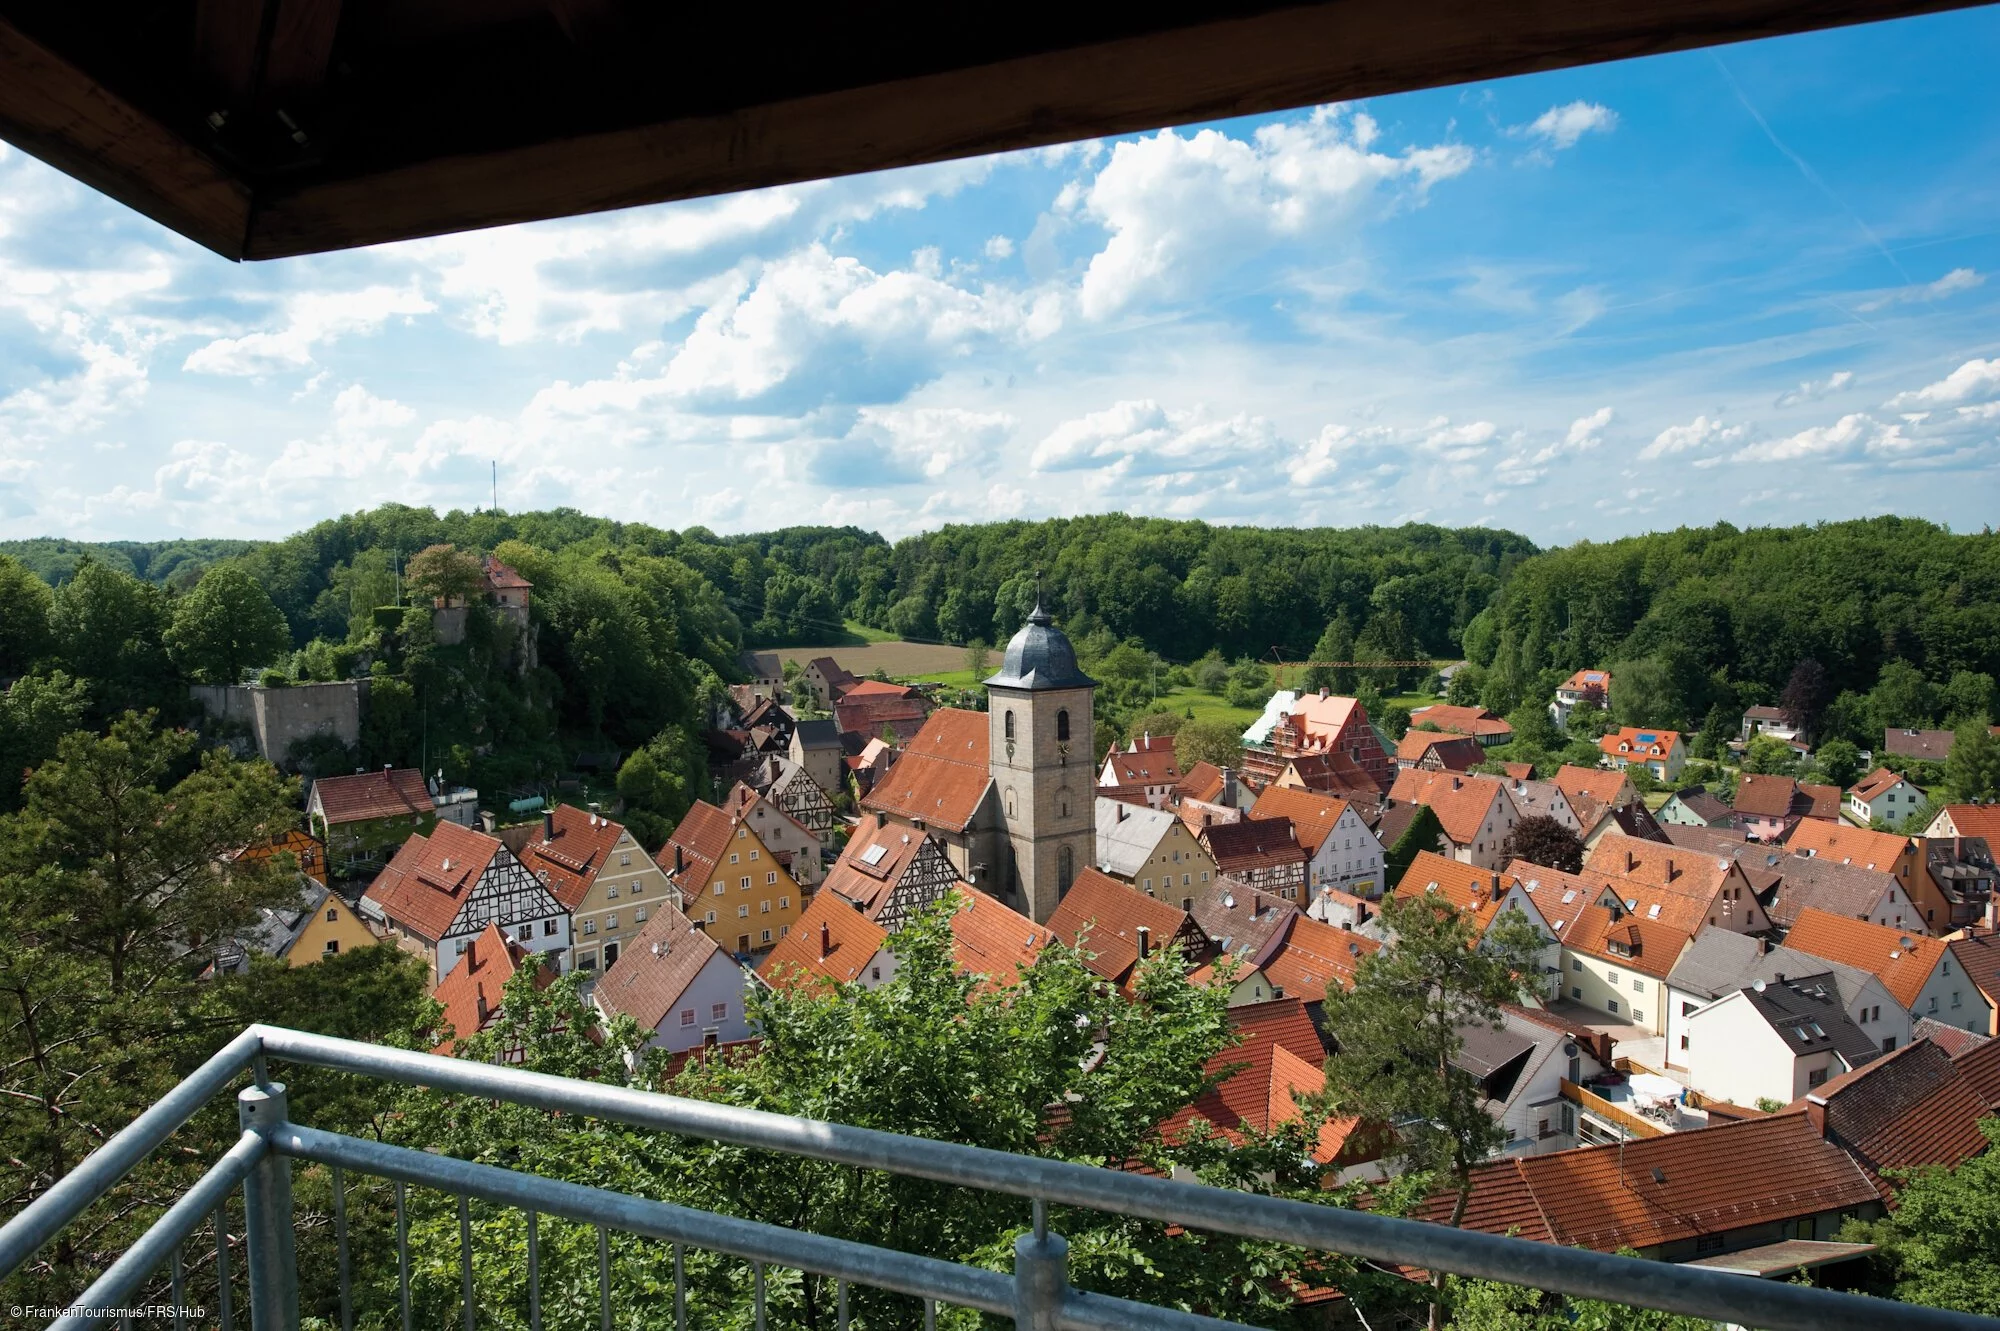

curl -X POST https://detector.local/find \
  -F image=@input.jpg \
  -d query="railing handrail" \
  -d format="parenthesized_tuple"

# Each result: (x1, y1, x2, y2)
(3, 1023, 1997, 1331)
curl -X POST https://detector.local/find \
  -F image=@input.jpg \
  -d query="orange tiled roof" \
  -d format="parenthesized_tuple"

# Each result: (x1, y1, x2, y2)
(1938, 805, 2000, 840)
(1797, 783, 1842, 821)
(1046, 869, 1202, 984)
(1105, 744, 1182, 788)
(1552, 764, 1628, 811)
(1387, 769, 1505, 847)
(1174, 760, 1226, 804)
(1784, 820, 1912, 873)
(823, 818, 944, 919)
(1248, 786, 1353, 856)
(1785, 907, 1946, 1009)
(431, 923, 548, 1055)
(1582, 835, 1735, 900)
(481, 555, 530, 589)
(656, 800, 735, 889)
(759, 892, 888, 990)
(1425, 1111, 1878, 1253)
(363, 821, 506, 940)
(1157, 998, 1357, 1164)
(948, 888, 1053, 991)
(1849, 768, 1910, 803)
(1559, 669, 1611, 696)
(518, 803, 627, 912)
(1394, 729, 1485, 766)
(1598, 727, 1681, 761)
(859, 708, 992, 833)
(1557, 899, 1694, 978)
(1201, 817, 1308, 875)
(1262, 912, 1378, 1001)
(1408, 704, 1512, 740)
(312, 767, 432, 825)
(1395, 852, 1532, 936)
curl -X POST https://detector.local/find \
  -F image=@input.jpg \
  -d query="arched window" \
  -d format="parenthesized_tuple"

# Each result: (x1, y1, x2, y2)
(1004, 711, 1016, 740)
(1058, 844, 1076, 895)
(1056, 709, 1070, 742)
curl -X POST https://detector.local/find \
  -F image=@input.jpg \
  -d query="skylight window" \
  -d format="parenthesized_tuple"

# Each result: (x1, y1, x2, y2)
(860, 844, 888, 866)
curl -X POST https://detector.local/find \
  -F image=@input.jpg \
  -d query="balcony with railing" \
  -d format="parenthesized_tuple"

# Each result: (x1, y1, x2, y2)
(3, 1024, 1994, 1331)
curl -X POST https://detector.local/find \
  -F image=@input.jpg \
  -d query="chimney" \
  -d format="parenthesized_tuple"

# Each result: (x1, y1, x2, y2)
(1116, 805, 1127, 823)
(673, 844, 685, 874)
(1319, 687, 1330, 700)
(875, 811, 887, 829)
(1626, 850, 1638, 874)
(1221, 766, 1240, 808)
(475, 993, 489, 1023)
(1666, 857, 1678, 882)
(1136, 925, 1151, 959)
(543, 809, 555, 840)
(1451, 776, 1462, 790)
(820, 921, 832, 959)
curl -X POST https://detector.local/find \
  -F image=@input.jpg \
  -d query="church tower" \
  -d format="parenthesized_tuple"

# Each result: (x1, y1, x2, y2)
(986, 600, 1096, 923)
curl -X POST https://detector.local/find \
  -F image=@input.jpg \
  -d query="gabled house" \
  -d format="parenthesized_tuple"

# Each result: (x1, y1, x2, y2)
(1884, 727, 1957, 763)
(1098, 733, 1182, 808)
(430, 922, 553, 1058)
(1664, 927, 1910, 1070)
(738, 651, 783, 701)
(1248, 784, 1385, 900)
(1259, 910, 1380, 1011)
(1582, 834, 1772, 934)
(1200, 817, 1309, 901)
(1945, 931, 2000, 1038)
(210, 880, 376, 975)
(1407, 703, 1514, 748)
(1785, 908, 1990, 1032)
(723, 783, 824, 890)
(308, 767, 439, 868)
(1802, 1038, 1995, 1199)
(1394, 730, 1485, 773)
(1732, 774, 1809, 842)
(1740, 705, 1800, 744)
(1760, 850, 1923, 935)
(747, 754, 838, 851)
(593, 902, 753, 1058)
(1191, 879, 1300, 975)
(1683, 974, 1881, 1107)
(1497, 776, 1581, 833)
(1783, 819, 1920, 905)
(859, 707, 1008, 897)
(1239, 690, 1396, 794)
(1552, 892, 1695, 1037)
(1047, 868, 1209, 988)
(1657, 788, 1733, 829)
(1475, 1005, 1612, 1157)
(1093, 798, 1218, 903)
(1391, 852, 1560, 995)
(362, 821, 572, 983)
(941, 888, 1053, 992)
(1418, 1111, 1882, 1260)
(823, 814, 965, 929)
(228, 826, 329, 888)
(1552, 764, 1639, 813)
(1596, 727, 1685, 783)
(1387, 769, 1520, 870)
(801, 656, 858, 709)
(1549, 669, 1611, 730)
(834, 680, 932, 745)
(656, 800, 807, 957)
(759, 891, 894, 992)
(1925, 803, 2000, 840)
(787, 718, 845, 798)
(518, 804, 678, 975)
(1847, 767, 1925, 828)
(1915, 835, 1997, 933)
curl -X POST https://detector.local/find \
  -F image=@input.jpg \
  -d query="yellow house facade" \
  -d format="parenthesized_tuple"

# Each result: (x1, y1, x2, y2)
(658, 799, 807, 956)
(289, 889, 377, 963)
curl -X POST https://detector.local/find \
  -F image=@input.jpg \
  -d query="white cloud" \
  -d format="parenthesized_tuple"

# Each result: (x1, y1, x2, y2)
(1886, 357, 2000, 409)
(1640, 414, 1747, 460)
(1520, 102, 1618, 151)
(1031, 400, 1286, 475)
(1774, 371, 1854, 408)
(1733, 413, 1880, 463)
(1074, 107, 1473, 318)
(1857, 267, 1985, 312)
(182, 284, 435, 376)
(983, 235, 1015, 260)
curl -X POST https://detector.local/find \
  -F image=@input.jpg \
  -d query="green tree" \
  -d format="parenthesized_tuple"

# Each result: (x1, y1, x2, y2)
(963, 637, 991, 679)
(1382, 804, 1445, 890)
(1320, 890, 1542, 1329)
(1743, 734, 1800, 775)
(0, 553, 54, 676)
(1870, 660, 1940, 733)
(1305, 610, 1356, 694)
(1445, 664, 1485, 707)
(1223, 657, 1271, 709)
(1942, 671, 1998, 726)
(616, 726, 708, 847)
(1500, 814, 1584, 874)
(1194, 651, 1230, 695)
(1127, 709, 1185, 741)
(164, 564, 293, 684)
(404, 542, 487, 604)
(0, 672, 89, 810)
(46, 559, 171, 715)
(1812, 737, 1863, 789)
(1945, 723, 2000, 805)
(1175, 719, 1244, 772)
(1842, 1117, 2000, 1314)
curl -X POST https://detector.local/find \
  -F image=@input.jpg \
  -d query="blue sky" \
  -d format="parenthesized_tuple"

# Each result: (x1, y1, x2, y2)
(2, 9, 1997, 544)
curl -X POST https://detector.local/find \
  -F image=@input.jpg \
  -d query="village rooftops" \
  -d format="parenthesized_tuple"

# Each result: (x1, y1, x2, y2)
(1395, 852, 1543, 938)
(591, 903, 727, 1031)
(1095, 800, 1185, 879)
(1046, 868, 1205, 984)
(1785, 908, 1948, 1009)
(1666, 927, 1876, 1011)
(311, 767, 433, 825)
(1785, 819, 1912, 873)
(1552, 764, 1631, 811)
(859, 708, 991, 832)
(1200, 817, 1306, 875)
(1385, 769, 1506, 847)
(362, 821, 505, 941)
(518, 803, 627, 912)
(759, 893, 889, 991)
(1407, 704, 1512, 742)
(1802, 1037, 1992, 1197)
(1739, 973, 1881, 1070)
(431, 922, 549, 1056)
(1245, 785, 1354, 856)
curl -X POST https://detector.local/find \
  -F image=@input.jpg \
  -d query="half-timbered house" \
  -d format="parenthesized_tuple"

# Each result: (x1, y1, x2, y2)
(362, 821, 572, 984)
(749, 754, 839, 852)
(824, 814, 965, 929)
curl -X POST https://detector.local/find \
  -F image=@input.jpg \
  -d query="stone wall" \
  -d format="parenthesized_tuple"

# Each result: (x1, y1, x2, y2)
(191, 680, 368, 767)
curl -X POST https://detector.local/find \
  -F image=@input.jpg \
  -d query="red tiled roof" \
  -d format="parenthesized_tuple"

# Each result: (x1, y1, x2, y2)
(1582, 835, 1738, 902)
(518, 803, 627, 911)
(1884, 729, 1956, 761)
(1387, 769, 1505, 847)
(1732, 774, 1799, 819)
(1262, 912, 1378, 1001)
(1423, 1111, 1879, 1253)
(1395, 730, 1485, 768)
(1785, 908, 1946, 1009)
(1104, 742, 1182, 788)
(1559, 669, 1611, 696)
(841, 679, 918, 699)
(1395, 852, 1532, 937)
(481, 554, 530, 589)
(1806, 1039, 1992, 1198)
(1046, 868, 1202, 984)
(1409, 704, 1512, 740)
(1951, 1034, 2000, 1109)
(1784, 820, 1912, 873)
(431, 923, 548, 1055)
(823, 818, 947, 919)
(1947, 931, 2000, 1007)
(1556, 900, 1694, 979)
(312, 768, 431, 825)
(759, 892, 888, 990)
(1201, 817, 1308, 875)
(1248, 786, 1354, 856)
(1174, 760, 1226, 804)
(1915, 1017, 1990, 1058)
(593, 903, 734, 1031)
(1598, 727, 1681, 761)
(947, 888, 1053, 991)
(656, 800, 735, 889)
(1157, 998, 1358, 1164)
(363, 821, 506, 940)
(835, 692, 932, 741)
(860, 708, 992, 832)
(1797, 783, 1842, 821)
(1938, 805, 2000, 840)
(1849, 768, 1911, 803)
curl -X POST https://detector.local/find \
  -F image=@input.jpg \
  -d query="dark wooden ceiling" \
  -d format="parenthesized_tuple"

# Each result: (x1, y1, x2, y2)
(0, 0, 1984, 261)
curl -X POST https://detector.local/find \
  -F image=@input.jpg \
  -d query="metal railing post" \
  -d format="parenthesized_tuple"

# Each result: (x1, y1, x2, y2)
(1012, 1202, 1067, 1331)
(237, 1084, 300, 1331)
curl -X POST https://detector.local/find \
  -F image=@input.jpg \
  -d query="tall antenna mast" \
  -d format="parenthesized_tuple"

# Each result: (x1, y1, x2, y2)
(491, 460, 498, 513)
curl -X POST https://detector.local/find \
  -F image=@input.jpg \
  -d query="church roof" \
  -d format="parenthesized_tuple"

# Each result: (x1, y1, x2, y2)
(985, 603, 1095, 692)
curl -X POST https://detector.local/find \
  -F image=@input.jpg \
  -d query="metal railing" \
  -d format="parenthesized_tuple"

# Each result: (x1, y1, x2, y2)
(1, 1023, 1995, 1331)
